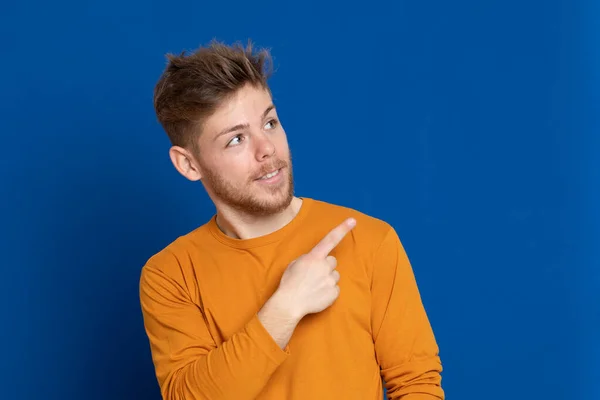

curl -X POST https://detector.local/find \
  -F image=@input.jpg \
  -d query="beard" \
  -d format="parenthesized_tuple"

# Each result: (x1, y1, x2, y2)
(200, 157, 295, 217)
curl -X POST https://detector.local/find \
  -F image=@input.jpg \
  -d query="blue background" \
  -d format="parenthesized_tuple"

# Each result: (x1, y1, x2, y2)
(2, 1, 598, 399)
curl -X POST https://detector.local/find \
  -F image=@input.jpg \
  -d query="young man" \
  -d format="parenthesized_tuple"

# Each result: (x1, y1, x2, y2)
(140, 40, 444, 400)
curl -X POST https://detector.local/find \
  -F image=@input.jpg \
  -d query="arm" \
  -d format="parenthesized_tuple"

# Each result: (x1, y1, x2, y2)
(139, 264, 298, 400)
(371, 227, 445, 399)
(139, 218, 354, 399)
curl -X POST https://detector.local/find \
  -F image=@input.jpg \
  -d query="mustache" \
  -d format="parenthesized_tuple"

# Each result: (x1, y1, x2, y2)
(253, 159, 288, 180)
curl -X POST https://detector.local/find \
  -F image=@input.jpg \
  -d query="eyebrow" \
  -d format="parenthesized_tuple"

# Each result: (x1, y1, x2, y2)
(214, 104, 276, 141)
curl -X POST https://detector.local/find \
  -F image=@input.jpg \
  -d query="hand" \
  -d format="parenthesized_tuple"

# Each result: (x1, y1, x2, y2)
(274, 217, 357, 320)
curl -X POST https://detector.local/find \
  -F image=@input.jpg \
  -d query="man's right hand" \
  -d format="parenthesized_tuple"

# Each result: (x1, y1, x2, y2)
(274, 217, 357, 320)
(257, 217, 356, 349)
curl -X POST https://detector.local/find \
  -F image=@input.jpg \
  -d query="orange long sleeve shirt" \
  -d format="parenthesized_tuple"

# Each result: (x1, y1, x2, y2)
(139, 197, 444, 399)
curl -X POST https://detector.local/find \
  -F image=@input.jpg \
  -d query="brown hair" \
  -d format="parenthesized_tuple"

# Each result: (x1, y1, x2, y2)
(153, 40, 273, 149)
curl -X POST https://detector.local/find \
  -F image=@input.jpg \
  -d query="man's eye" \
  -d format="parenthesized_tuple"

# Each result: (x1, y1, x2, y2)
(227, 135, 243, 147)
(265, 119, 278, 130)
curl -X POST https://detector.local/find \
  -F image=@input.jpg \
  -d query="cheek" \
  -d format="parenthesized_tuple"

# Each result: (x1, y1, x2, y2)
(204, 150, 247, 173)
(221, 156, 255, 183)
(274, 131, 290, 156)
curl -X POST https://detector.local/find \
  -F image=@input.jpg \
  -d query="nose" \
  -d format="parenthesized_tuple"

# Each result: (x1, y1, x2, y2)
(255, 133, 276, 161)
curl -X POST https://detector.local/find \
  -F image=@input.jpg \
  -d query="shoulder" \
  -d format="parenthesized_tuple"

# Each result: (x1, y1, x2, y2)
(140, 222, 212, 282)
(305, 197, 397, 247)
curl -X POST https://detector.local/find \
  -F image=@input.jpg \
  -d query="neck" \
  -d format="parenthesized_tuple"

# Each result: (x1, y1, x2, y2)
(214, 197, 303, 240)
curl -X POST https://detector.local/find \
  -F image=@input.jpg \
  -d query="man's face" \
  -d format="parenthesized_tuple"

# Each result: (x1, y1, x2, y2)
(194, 83, 294, 216)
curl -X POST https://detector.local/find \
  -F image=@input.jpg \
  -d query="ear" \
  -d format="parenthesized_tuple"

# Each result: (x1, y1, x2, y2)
(169, 146, 203, 181)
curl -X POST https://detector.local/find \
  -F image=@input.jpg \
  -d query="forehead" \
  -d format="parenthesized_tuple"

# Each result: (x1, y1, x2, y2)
(207, 85, 273, 127)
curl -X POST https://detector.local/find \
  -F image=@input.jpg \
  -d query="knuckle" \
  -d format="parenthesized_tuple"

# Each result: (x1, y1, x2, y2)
(298, 254, 311, 264)
(332, 230, 342, 242)
(326, 231, 337, 243)
(326, 236, 337, 248)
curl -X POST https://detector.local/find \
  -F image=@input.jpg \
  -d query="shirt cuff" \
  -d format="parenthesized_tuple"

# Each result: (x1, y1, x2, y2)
(245, 314, 291, 365)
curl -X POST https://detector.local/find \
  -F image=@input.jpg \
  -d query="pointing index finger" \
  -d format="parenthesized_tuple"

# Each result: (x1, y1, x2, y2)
(309, 218, 356, 259)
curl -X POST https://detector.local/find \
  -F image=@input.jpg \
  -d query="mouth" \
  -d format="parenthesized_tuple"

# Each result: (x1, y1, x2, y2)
(255, 168, 283, 181)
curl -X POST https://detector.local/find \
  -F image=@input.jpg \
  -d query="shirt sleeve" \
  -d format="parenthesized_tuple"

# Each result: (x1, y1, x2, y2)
(370, 226, 445, 399)
(139, 263, 290, 400)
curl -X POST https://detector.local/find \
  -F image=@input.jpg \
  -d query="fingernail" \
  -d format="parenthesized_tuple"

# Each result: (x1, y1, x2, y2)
(348, 218, 356, 227)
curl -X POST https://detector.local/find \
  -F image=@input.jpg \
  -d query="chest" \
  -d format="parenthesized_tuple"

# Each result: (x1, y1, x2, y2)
(195, 241, 374, 345)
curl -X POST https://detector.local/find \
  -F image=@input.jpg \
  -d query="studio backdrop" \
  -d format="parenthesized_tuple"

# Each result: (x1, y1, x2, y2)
(1, 0, 597, 399)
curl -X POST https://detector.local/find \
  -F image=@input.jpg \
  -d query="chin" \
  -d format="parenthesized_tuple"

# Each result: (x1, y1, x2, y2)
(256, 190, 292, 211)
(251, 182, 294, 214)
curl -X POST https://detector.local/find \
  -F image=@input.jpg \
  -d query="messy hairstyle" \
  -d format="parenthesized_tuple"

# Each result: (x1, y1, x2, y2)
(153, 40, 273, 149)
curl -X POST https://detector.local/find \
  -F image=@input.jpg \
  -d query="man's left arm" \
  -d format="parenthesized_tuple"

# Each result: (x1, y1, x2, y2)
(370, 226, 445, 400)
